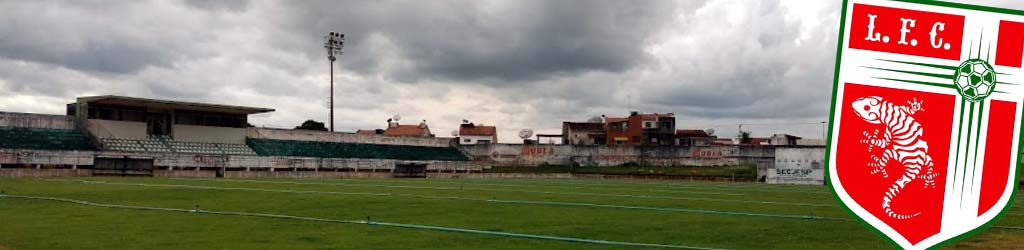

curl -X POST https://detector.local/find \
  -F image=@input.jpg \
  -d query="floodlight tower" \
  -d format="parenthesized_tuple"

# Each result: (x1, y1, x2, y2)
(324, 31, 345, 132)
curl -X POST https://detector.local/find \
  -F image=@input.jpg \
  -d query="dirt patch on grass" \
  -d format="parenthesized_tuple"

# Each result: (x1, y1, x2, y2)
(0, 245, 9, 250)
(947, 230, 1024, 249)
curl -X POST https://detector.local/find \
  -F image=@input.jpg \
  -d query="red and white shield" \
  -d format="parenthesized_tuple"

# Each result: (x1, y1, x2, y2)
(828, 0, 1023, 249)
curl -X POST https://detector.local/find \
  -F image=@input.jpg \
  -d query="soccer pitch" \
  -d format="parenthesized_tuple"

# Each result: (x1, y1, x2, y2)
(0, 177, 1021, 249)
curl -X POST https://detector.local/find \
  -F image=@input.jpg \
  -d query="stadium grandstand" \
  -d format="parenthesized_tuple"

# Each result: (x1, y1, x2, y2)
(0, 95, 478, 177)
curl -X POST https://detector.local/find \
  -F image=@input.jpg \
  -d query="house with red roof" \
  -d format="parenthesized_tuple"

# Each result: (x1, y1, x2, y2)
(383, 119, 433, 138)
(458, 122, 497, 144)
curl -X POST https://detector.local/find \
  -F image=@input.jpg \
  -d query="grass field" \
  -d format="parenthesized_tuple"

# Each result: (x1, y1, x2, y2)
(0, 177, 1021, 249)
(486, 165, 758, 179)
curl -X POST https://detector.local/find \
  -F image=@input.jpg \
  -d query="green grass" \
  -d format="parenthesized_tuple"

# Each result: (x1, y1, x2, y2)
(0, 177, 1020, 249)
(486, 165, 757, 179)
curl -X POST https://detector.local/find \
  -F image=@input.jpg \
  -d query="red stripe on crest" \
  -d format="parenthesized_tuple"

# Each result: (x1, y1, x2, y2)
(996, 20, 1024, 68)
(978, 100, 1016, 216)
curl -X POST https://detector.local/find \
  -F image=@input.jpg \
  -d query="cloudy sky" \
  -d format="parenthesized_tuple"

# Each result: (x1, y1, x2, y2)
(1, 0, 1022, 142)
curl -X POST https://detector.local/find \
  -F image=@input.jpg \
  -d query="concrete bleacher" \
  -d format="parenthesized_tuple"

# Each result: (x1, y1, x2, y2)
(100, 136, 256, 155)
(0, 126, 94, 151)
(246, 138, 469, 161)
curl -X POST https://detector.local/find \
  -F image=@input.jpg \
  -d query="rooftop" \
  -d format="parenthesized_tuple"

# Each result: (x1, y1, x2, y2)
(77, 95, 274, 115)
(637, 113, 674, 119)
(384, 124, 430, 137)
(605, 117, 628, 123)
(676, 129, 710, 137)
(563, 122, 605, 131)
(459, 123, 496, 136)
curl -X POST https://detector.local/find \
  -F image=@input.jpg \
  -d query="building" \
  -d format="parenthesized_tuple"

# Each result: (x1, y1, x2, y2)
(749, 137, 770, 145)
(769, 134, 801, 146)
(458, 123, 496, 145)
(796, 138, 826, 146)
(714, 138, 735, 145)
(561, 122, 606, 145)
(70, 95, 274, 145)
(2, 95, 474, 177)
(605, 111, 675, 145)
(383, 119, 433, 137)
(675, 129, 715, 147)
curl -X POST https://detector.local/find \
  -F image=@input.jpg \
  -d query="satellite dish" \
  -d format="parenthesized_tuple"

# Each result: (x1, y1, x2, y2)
(518, 129, 534, 139)
(705, 128, 716, 136)
(392, 114, 402, 122)
(451, 130, 459, 137)
(588, 116, 604, 123)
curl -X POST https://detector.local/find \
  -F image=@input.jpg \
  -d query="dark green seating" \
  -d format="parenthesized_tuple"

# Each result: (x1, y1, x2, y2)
(246, 138, 469, 161)
(0, 126, 94, 150)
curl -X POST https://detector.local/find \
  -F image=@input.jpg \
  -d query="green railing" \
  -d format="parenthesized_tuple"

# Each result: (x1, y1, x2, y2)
(246, 138, 469, 161)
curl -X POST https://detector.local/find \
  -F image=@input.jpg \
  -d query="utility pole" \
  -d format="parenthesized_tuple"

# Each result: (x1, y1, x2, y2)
(324, 32, 345, 132)
(821, 121, 827, 141)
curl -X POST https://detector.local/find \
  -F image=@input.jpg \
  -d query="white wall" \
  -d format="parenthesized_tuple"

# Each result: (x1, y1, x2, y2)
(173, 125, 246, 144)
(797, 139, 826, 146)
(0, 149, 94, 165)
(459, 135, 494, 145)
(767, 147, 825, 184)
(249, 128, 453, 147)
(89, 119, 146, 139)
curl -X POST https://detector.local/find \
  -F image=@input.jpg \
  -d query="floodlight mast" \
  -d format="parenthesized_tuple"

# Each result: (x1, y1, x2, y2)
(324, 32, 345, 132)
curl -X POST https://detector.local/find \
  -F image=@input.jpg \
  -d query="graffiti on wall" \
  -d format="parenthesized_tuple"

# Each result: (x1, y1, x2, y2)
(520, 146, 553, 157)
(690, 149, 723, 158)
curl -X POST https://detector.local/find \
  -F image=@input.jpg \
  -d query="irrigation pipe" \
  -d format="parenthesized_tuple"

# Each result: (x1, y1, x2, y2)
(0, 193, 731, 250)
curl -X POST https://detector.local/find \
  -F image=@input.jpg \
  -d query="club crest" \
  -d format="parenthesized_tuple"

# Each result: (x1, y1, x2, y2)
(828, 0, 1024, 249)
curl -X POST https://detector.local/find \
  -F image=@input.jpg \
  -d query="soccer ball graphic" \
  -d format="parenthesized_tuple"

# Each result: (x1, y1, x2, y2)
(954, 59, 997, 102)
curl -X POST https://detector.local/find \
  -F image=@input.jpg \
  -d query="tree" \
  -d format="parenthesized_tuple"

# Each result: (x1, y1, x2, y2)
(738, 130, 752, 144)
(295, 120, 328, 131)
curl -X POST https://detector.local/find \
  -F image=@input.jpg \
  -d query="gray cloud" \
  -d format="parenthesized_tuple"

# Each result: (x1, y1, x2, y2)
(276, 0, 685, 83)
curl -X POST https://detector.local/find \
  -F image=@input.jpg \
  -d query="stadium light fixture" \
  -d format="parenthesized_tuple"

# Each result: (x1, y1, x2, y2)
(324, 31, 345, 132)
